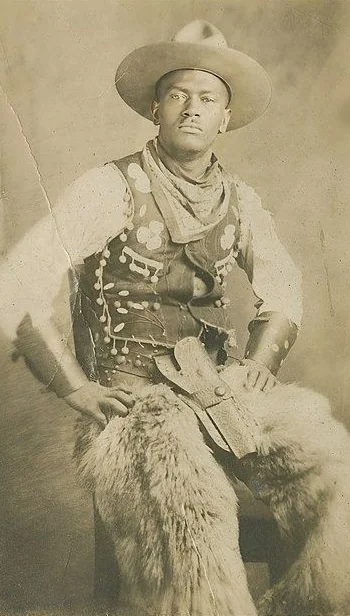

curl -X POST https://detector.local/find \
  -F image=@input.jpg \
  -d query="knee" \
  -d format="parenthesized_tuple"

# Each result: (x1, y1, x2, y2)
(246, 384, 350, 465)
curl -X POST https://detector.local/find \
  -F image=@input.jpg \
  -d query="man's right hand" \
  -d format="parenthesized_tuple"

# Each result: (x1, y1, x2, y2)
(63, 381, 134, 427)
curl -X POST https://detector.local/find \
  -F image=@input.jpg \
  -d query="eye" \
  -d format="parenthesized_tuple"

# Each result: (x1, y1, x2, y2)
(170, 92, 186, 101)
(202, 96, 215, 103)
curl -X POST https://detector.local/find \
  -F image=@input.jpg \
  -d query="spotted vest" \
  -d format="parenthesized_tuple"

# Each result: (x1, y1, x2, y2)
(79, 151, 241, 366)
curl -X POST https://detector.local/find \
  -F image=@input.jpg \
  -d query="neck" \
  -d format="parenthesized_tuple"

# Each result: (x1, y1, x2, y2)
(157, 138, 213, 180)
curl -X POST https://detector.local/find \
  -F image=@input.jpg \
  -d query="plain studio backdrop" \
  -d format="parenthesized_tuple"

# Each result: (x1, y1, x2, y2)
(0, 0, 349, 611)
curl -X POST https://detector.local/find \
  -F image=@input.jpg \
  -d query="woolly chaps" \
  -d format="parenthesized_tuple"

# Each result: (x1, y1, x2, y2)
(74, 366, 350, 615)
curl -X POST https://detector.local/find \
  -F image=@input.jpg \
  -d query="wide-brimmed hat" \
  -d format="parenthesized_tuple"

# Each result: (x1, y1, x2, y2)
(115, 20, 272, 130)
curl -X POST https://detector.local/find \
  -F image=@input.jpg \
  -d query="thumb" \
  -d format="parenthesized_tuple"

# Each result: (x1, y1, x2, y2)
(100, 397, 129, 418)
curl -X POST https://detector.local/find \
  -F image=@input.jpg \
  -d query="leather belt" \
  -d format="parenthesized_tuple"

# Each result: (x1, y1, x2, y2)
(97, 341, 170, 382)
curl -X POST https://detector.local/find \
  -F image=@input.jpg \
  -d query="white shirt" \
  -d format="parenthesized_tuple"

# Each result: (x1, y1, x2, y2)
(0, 164, 302, 339)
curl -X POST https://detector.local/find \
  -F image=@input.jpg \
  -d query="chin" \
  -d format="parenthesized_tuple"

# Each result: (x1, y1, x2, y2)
(172, 134, 210, 155)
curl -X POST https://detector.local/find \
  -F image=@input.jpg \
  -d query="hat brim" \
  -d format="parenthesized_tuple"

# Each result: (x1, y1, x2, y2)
(115, 41, 272, 130)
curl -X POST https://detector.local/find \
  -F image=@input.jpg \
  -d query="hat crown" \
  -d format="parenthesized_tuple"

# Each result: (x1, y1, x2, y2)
(172, 20, 228, 50)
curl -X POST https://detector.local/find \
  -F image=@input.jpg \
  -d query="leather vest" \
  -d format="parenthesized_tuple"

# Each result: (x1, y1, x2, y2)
(79, 151, 241, 367)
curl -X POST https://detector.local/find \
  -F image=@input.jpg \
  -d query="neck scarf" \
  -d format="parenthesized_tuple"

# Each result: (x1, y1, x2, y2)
(142, 139, 232, 243)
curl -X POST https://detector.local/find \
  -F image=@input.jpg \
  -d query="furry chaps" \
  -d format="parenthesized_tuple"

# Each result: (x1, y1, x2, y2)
(74, 367, 350, 616)
(74, 383, 256, 616)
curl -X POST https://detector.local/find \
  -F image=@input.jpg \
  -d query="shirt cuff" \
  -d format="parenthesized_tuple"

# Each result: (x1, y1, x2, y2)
(244, 311, 298, 375)
(14, 314, 88, 397)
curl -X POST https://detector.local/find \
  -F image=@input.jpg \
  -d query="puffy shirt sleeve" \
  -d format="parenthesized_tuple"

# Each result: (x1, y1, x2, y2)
(234, 176, 303, 374)
(0, 164, 130, 338)
(0, 164, 130, 398)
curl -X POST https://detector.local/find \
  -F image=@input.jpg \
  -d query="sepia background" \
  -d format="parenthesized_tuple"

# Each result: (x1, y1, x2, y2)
(0, 0, 349, 611)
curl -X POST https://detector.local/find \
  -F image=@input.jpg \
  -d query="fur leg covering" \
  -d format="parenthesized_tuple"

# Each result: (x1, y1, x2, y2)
(222, 366, 350, 616)
(74, 383, 257, 616)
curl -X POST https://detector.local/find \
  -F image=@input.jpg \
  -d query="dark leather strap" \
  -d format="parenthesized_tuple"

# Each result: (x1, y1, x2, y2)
(155, 337, 259, 459)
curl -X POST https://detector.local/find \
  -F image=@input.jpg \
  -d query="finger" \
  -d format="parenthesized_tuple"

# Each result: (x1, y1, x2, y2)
(106, 388, 135, 407)
(84, 406, 108, 427)
(245, 367, 259, 390)
(110, 383, 133, 394)
(263, 374, 276, 392)
(253, 371, 269, 391)
(101, 398, 129, 418)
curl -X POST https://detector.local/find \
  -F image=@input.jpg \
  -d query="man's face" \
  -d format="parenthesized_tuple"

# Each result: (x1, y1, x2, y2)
(152, 69, 231, 157)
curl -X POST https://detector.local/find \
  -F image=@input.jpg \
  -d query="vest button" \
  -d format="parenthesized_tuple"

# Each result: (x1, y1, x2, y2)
(214, 385, 226, 397)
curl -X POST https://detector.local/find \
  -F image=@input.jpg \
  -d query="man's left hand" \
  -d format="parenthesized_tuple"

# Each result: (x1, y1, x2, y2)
(242, 358, 276, 392)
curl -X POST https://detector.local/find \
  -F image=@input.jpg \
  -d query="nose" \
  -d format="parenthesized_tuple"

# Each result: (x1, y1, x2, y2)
(181, 97, 200, 117)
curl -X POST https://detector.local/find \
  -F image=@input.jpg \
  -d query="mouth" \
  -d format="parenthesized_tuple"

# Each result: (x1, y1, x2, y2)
(178, 124, 202, 133)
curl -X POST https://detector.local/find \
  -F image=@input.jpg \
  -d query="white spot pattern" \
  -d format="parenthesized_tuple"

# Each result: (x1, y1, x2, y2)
(136, 220, 164, 251)
(127, 163, 151, 194)
(220, 224, 236, 250)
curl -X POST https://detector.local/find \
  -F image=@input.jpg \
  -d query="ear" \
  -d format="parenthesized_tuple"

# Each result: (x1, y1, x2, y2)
(151, 100, 160, 126)
(219, 108, 231, 134)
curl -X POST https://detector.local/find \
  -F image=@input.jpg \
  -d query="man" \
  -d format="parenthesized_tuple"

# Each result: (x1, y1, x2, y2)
(3, 20, 350, 616)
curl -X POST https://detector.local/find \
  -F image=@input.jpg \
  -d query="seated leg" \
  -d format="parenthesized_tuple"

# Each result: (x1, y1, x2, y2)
(74, 382, 257, 615)
(230, 377, 350, 616)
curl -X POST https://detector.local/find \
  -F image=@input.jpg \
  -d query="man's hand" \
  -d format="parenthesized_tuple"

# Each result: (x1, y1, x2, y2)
(242, 358, 276, 392)
(63, 381, 134, 427)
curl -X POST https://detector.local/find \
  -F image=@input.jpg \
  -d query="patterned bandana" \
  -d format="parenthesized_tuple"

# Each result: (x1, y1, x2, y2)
(142, 139, 232, 243)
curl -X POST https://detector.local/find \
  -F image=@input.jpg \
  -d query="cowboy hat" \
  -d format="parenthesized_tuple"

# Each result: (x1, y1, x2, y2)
(115, 20, 272, 130)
